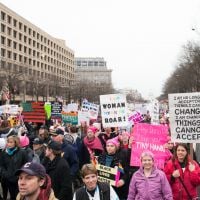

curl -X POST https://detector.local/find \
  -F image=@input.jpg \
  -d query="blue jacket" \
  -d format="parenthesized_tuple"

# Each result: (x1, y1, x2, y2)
(61, 140, 79, 177)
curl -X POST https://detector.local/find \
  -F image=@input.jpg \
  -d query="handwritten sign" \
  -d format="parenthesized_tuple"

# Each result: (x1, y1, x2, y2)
(81, 101, 99, 119)
(51, 102, 62, 117)
(169, 92, 200, 143)
(100, 94, 128, 128)
(62, 112, 78, 125)
(130, 123, 169, 169)
(96, 164, 120, 186)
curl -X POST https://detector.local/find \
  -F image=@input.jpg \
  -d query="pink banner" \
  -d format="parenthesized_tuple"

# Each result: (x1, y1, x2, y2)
(130, 123, 169, 169)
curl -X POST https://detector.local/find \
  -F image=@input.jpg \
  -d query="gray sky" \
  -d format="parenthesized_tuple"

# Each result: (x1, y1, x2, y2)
(1, 0, 200, 99)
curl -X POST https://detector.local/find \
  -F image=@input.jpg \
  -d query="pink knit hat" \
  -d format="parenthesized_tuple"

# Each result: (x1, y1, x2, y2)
(87, 126, 98, 134)
(140, 150, 154, 161)
(20, 135, 30, 147)
(106, 136, 120, 147)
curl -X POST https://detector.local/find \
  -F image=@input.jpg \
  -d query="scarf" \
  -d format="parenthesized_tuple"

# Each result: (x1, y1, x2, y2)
(38, 175, 52, 200)
(84, 136, 103, 151)
(105, 155, 114, 167)
(6, 147, 17, 156)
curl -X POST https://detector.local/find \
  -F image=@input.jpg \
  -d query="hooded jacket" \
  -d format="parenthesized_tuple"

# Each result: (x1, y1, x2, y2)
(128, 166, 173, 200)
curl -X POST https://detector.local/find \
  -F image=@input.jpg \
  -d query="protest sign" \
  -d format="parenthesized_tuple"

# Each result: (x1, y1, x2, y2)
(78, 111, 90, 126)
(100, 94, 128, 128)
(169, 92, 200, 143)
(81, 101, 99, 119)
(44, 102, 51, 119)
(62, 112, 78, 125)
(128, 111, 143, 125)
(51, 102, 62, 118)
(96, 164, 120, 186)
(63, 103, 78, 113)
(130, 123, 169, 169)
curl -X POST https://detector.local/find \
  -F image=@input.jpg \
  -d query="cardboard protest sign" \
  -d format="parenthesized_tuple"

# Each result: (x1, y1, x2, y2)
(81, 101, 99, 119)
(63, 103, 78, 113)
(96, 164, 120, 186)
(0, 105, 19, 115)
(100, 94, 128, 128)
(130, 123, 169, 169)
(128, 111, 143, 125)
(169, 92, 200, 143)
(78, 111, 90, 126)
(149, 99, 159, 124)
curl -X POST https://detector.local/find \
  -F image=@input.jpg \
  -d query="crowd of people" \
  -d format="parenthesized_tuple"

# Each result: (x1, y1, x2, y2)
(0, 113, 199, 200)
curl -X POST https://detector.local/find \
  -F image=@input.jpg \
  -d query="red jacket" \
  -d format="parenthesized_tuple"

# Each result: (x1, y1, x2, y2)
(164, 158, 200, 200)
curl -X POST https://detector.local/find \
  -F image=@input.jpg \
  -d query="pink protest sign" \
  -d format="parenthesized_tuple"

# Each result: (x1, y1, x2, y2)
(128, 111, 144, 124)
(130, 123, 169, 169)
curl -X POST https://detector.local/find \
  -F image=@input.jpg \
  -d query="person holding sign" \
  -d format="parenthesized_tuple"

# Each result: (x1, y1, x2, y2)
(128, 150, 173, 200)
(98, 137, 129, 200)
(164, 143, 200, 200)
(73, 163, 119, 200)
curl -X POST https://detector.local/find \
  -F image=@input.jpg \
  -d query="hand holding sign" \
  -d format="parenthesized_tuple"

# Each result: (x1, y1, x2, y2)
(116, 179, 125, 188)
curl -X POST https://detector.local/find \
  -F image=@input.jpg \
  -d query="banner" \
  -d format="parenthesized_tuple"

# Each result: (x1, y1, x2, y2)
(130, 123, 169, 169)
(100, 94, 128, 128)
(81, 101, 99, 119)
(96, 164, 120, 186)
(169, 92, 200, 143)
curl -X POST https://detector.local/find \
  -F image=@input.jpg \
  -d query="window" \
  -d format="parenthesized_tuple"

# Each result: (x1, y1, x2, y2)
(13, 30, 17, 38)
(13, 41, 17, 49)
(19, 44, 22, 51)
(24, 46, 27, 53)
(7, 39, 12, 47)
(28, 48, 32, 55)
(24, 25, 27, 32)
(33, 40, 36, 47)
(19, 22, 22, 30)
(33, 31, 35, 37)
(1, 24, 5, 32)
(1, 48, 5, 57)
(28, 28, 31, 35)
(1, 36, 5, 45)
(28, 38, 31, 45)
(7, 27, 12, 35)
(13, 53, 17, 60)
(13, 19, 17, 27)
(7, 51, 11, 59)
(29, 58, 32, 65)
(1, 11, 5, 21)
(24, 35, 27, 43)
(19, 55, 22, 62)
(19, 33, 22, 40)
(7, 15, 12, 24)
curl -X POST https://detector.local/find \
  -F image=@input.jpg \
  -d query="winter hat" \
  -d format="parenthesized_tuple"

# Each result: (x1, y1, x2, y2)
(122, 131, 130, 137)
(0, 138, 6, 150)
(106, 136, 120, 147)
(140, 150, 154, 161)
(19, 135, 30, 147)
(33, 137, 43, 145)
(47, 140, 62, 151)
(87, 126, 98, 134)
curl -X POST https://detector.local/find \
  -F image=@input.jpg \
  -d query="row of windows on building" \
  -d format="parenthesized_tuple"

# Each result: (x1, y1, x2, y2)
(1, 10, 73, 57)
(0, 24, 73, 65)
(75, 60, 106, 67)
(0, 60, 73, 84)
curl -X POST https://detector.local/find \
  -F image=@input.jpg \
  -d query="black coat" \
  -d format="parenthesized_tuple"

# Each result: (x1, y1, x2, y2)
(0, 148, 28, 183)
(45, 155, 72, 200)
(98, 149, 130, 199)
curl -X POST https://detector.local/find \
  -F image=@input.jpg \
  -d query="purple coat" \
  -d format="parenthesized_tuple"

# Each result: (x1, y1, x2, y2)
(128, 167, 173, 200)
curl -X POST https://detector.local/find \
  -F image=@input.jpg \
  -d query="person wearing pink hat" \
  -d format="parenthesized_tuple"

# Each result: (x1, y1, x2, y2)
(118, 131, 130, 149)
(98, 136, 130, 200)
(80, 126, 104, 167)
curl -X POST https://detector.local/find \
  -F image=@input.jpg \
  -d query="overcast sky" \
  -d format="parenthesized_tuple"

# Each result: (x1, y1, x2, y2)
(1, 0, 200, 99)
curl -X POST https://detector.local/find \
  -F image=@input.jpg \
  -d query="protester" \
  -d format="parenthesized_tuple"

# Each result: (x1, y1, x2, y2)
(128, 150, 173, 200)
(80, 126, 104, 166)
(164, 143, 200, 200)
(15, 162, 57, 200)
(98, 136, 129, 200)
(45, 140, 72, 200)
(0, 135, 28, 200)
(50, 128, 79, 180)
(73, 163, 119, 200)
(32, 137, 46, 163)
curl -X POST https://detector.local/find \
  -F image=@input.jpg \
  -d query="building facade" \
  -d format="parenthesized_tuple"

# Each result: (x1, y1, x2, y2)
(75, 57, 112, 85)
(0, 2, 74, 102)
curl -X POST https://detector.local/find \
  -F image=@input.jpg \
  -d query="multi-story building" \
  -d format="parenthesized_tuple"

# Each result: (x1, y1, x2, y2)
(0, 2, 74, 102)
(75, 57, 112, 85)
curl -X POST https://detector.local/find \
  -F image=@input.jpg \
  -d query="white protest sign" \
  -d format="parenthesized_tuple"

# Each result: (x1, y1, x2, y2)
(81, 101, 99, 119)
(149, 99, 159, 124)
(169, 92, 200, 143)
(63, 103, 78, 112)
(100, 94, 128, 128)
(78, 111, 90, 126)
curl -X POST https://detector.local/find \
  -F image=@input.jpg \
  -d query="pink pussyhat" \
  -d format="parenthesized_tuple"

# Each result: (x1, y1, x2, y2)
(122, 131, 130, 137)
(87, 126, 98, 134)
(106, 136, 120, 147)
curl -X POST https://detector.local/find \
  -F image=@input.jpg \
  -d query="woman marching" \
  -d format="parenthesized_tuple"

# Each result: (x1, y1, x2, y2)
(128, 150, 173, 200)
(164, 143, 200, 200)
